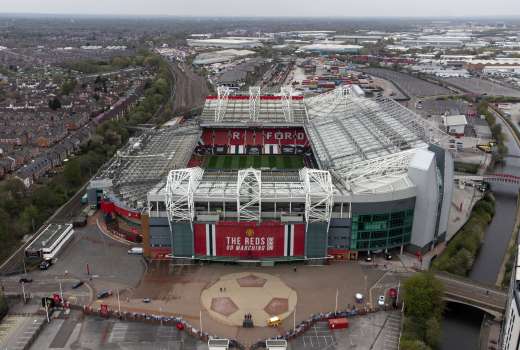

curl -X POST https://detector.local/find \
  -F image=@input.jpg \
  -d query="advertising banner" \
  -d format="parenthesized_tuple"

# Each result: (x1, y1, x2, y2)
(194, 221, 305, 258)
(216, 221, 284, 257)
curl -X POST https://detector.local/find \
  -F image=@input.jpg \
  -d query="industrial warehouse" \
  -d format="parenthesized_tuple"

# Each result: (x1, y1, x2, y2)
(87, 85, 453, 263)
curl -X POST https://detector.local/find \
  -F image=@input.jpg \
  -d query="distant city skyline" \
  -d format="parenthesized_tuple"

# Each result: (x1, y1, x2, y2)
(2, 0, 520, 18)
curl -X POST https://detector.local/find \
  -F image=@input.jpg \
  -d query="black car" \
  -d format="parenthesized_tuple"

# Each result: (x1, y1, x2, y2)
(19, 277, 33, 283)
(39, 260, 51, 270)
(71, 281, 84, 289)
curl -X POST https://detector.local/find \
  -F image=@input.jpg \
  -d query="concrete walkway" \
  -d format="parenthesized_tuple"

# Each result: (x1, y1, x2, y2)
(200, 272, 297, 327)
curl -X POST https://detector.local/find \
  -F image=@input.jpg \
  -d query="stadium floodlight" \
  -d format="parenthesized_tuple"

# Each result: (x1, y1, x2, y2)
(165, 167, 204, 222)
(299, 168, 334, 224)
(249, 86, 261, 122)
(237, 168, 261, 222)
(215, 86, 230, 122)
(281, 86, 293, 123)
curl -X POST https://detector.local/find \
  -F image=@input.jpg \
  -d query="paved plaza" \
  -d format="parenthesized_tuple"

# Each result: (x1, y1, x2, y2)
(201, 272, 297, 327)
(95, 263, 384, 345)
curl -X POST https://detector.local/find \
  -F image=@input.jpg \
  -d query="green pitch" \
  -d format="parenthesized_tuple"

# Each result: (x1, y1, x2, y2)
(204, 155, 304, 170)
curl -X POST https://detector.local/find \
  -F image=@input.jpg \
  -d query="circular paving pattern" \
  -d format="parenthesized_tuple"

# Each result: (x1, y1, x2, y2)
(201, 272, 297, 327)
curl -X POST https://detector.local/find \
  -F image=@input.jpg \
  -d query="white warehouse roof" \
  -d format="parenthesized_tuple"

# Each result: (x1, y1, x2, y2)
(443, 114, 467, 127)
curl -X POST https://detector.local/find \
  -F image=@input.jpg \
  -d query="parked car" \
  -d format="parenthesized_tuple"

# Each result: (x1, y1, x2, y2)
(142, 298, 151, 303)
(39, 260, 51, 270)
(19, 277, 33, 283)
(96, 289, 113, 299)
(127, 247, 143, 255)
(71, 281, 84, 289)
(378, 295, 385, 306)
(384, 252, 392, 260)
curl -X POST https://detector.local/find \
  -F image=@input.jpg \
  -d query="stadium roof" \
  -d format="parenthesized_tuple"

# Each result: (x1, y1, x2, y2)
(305, 88, 429, 172)
(199, 90, 307, 126)
(93, 122, 200, 208)
(93, 86, 452, 212)
(304, 87, 450, 193)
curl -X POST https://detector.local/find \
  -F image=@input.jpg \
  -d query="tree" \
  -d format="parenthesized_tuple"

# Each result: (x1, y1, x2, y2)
(63, 160, 82, 188)
(402, 273, 445, 347)
(425, 317, 442, 349)
(400, 339, 431, 350)
(403, 272, 444, 322)
(48, 97, 61, 110)
(19, 205, 39, 234)
(60, 78, 77, 95)
(32, 186, 64, 211)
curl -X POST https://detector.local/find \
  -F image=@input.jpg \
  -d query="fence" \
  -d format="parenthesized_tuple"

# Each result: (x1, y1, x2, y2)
(74, 302, 400, 350)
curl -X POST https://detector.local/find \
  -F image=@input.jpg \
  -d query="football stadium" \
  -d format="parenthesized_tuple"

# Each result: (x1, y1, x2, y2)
(88, 85, 453, 263)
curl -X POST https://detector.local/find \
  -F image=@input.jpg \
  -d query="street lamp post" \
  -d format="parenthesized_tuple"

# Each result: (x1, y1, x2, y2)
(21, 282, 26, 303)
(199, 310, 203, 333)
(59, 280, 63, 303)
(335, 288, 339, 313)
(117, 288, 121, 314)
(293, 306, 296, 330)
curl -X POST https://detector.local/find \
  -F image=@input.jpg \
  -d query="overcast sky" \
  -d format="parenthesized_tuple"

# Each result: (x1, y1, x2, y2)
(2, 0, 520, 18)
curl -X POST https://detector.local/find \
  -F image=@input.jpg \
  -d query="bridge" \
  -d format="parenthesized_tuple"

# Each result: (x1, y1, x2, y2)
(454, 173, 520, 185)
(397, 271, 507, 319)
(434, 272, 507, 319)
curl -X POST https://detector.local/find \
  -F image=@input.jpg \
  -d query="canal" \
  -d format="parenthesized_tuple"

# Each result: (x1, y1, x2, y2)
(441, 115, 520, 350)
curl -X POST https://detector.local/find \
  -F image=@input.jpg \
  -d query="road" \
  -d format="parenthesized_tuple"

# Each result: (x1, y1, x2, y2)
(0, 180, 87, 276)
(1, 274, 90, 305)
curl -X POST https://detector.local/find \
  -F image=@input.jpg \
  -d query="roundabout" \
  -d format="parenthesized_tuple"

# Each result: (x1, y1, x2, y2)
(200, 272, 297, 327)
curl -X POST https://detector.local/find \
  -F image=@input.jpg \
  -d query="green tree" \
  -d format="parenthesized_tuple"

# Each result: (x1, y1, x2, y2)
(425, 317, 442, 349)
(19, 205, 39, 233)
(48, 97, 61, 110)
(63, 160, 82, 188)
(60, 78, 77, 95)
(403, 272, 444, 321)
(32, 186, 64, 211)
(400, 339, 431, 350)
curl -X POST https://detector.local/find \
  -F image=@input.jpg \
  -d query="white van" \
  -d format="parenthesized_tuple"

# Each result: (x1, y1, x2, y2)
(127, 247, 143, 255)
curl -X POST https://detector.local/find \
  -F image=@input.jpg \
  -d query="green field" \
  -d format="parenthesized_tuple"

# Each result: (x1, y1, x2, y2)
(204, 155, 304, 170)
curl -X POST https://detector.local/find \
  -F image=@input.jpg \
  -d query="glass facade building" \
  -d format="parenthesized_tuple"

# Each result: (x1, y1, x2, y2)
(350, 209, 414, 251)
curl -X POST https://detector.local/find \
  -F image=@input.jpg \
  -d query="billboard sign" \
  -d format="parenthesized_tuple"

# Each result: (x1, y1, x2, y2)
(194, 221, 305, 258)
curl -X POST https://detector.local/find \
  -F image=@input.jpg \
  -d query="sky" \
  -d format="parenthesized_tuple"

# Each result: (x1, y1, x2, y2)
(1, 0, 520, 18)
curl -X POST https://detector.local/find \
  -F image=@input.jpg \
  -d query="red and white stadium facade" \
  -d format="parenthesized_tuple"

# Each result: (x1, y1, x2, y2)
(200, 127, 309, 154)
(194, 221, 305, 258)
